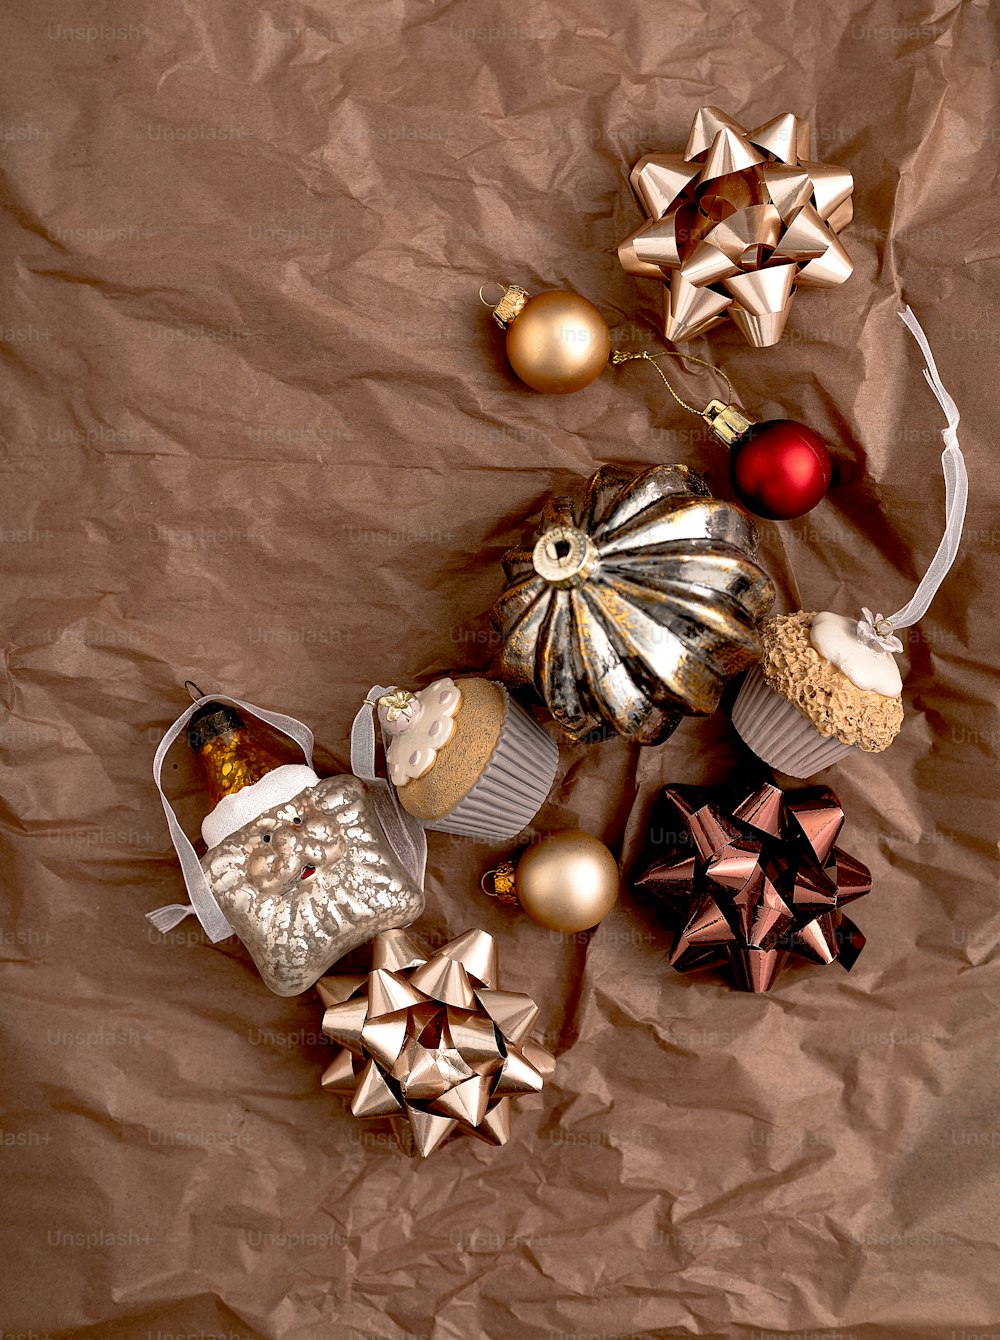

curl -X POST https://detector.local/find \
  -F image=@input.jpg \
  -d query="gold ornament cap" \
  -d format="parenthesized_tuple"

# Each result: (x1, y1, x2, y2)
(702, 398, 756, 446)
(491, 284, 530, 330)
(531, 524, 599, 589)
(481, 861, 519, 906)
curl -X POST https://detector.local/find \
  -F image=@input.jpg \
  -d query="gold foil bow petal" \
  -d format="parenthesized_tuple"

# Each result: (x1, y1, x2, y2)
(633, 782, 872, 992)
(619, 106, 854, 347)
(319, 928, 554, 1157)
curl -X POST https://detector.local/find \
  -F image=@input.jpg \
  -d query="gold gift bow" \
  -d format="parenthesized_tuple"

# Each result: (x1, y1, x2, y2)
(618, 106, 854, 347)
(319, 928, 555, 1157)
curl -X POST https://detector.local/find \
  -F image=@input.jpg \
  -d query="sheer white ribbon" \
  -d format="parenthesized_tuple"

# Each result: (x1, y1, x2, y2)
(857, 306, 968, 651)
(350, 687, 427, 890)
(148, 691, 426, 941)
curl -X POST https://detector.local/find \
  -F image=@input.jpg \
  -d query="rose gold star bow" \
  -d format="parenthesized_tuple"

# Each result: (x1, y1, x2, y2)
(634, 781, 871, 992)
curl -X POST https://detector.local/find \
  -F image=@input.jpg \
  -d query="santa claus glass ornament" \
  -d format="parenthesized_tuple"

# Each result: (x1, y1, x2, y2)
(148, 691, 426, 996)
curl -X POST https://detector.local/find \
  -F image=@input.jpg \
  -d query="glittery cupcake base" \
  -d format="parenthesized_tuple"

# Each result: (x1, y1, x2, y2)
(424, 688, 558, 841)
(731, 665, 856, 778)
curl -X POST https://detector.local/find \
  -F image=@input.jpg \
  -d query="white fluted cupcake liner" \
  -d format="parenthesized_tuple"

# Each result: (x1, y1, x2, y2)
(424, 686, 559, 841)
(731, 665, 856, 779)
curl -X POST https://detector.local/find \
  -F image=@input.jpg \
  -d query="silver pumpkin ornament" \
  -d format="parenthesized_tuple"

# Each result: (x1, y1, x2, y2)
(490, 463, 775, 745)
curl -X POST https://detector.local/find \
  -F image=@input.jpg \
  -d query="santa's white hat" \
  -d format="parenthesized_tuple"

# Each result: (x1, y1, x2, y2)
(201, 763, 319, 848)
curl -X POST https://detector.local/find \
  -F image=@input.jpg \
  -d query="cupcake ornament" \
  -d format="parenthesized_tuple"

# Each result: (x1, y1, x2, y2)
(732, 307, 969, 777)
(352, 676, 559, 841)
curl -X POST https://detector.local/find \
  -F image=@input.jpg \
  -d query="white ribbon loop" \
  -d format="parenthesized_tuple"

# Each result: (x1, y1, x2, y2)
(149, 693, 315, 943)
(151, 689, 428, 942)
(864, 307, 968, 637)
(350, 687, 428, 890)
(350, 685, 395, 784)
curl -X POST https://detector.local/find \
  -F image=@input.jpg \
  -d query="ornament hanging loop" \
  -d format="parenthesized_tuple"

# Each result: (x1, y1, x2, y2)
(611, 348, 740, 424)
(478, 280, 508, 309)
(861, 307, 969, 635)
(481, 861, 519, 905)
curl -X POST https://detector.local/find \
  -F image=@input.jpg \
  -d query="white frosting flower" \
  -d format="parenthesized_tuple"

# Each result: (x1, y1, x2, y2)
(377, 688, 423, 737)
(857, 607, 904, 656)
(383, 678, 463, 786)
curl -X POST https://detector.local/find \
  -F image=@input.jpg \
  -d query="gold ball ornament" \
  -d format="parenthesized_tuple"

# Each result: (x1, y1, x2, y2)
(488, 284, 611, 394)
(487, 830, 620, 933)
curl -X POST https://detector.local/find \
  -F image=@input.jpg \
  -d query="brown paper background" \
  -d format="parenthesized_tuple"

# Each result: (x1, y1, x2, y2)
(2, 1, 998, 1336)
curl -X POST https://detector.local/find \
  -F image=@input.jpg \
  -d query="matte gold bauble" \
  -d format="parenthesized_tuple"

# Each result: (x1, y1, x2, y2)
(487, 830, 619, 933)
(491, 285, 611, 394)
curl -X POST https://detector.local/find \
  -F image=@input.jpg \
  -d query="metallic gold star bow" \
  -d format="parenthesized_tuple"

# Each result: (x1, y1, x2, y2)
(319, 928, 555, 1156)
(618, 106, 854, 347)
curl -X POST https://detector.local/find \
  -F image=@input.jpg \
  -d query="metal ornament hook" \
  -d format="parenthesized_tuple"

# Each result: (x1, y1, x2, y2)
(478, 281, 508, 308)
(481, 861, 518, 904)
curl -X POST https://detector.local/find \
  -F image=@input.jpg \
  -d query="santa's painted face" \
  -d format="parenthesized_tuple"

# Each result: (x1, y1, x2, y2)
(244, 794, 347, 896)
(202, 775, 424, 996)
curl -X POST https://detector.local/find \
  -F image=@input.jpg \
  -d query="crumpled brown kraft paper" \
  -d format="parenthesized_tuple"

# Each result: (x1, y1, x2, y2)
(1, 1, 998, 1337)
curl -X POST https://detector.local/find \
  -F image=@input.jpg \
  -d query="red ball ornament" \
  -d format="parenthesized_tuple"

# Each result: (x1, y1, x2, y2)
(611, 353, 834, 524)
(729, 419, 832, 521)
